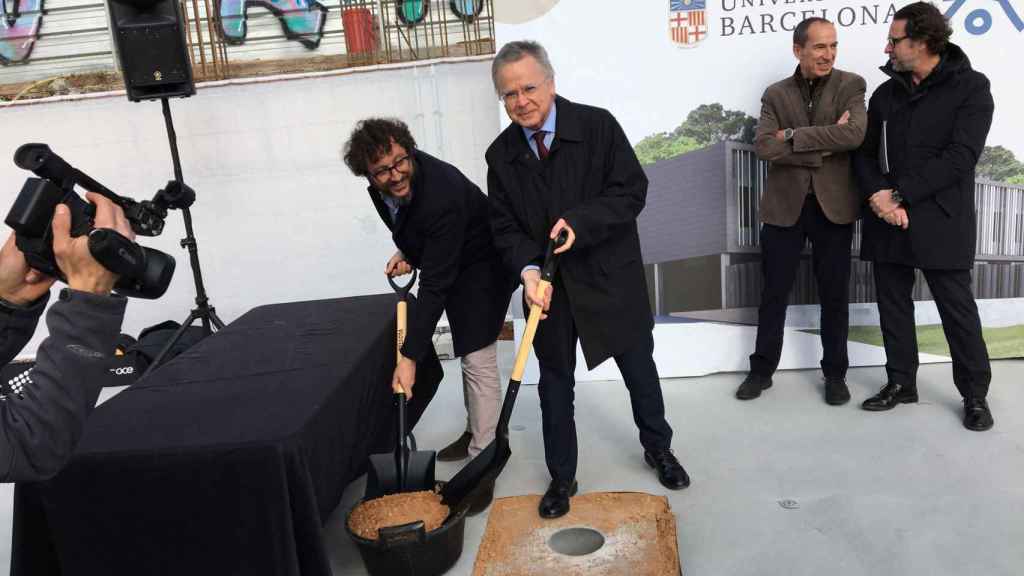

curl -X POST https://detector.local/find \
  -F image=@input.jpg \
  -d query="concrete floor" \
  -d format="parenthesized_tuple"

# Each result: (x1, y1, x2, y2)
(3, 348, 1023, 575)
(327, 346, 1024, 576)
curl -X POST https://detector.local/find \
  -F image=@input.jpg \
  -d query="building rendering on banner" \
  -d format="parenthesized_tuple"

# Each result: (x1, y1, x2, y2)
(640, 142, 1024, 314)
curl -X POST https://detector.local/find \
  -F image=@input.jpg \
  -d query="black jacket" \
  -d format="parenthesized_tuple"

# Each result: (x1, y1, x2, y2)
(1, 290, 126, 482)
(369, 150, 515, 361)
(855, 43, 994, 269)
(487, 96, 653, 369)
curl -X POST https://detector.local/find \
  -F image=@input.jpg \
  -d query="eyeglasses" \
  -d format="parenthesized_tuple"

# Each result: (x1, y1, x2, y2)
(371, 155, 410, 181)
(887, 35, 908, 47)
(499, 77, 550, 104)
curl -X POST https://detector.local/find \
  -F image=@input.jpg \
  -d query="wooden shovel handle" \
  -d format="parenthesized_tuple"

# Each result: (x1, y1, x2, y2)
(511, 279, 550, 381)
(396, 300, 407, 366)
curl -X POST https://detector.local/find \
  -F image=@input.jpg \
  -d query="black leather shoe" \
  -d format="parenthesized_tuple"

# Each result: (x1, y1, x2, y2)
(644, 449, 690, 490)
(735, 373, 772, 400)
(824, 376, 851, 406)
(963, 397, 994, 431)
(538, 479, 578, 519)
(861, 382, 918, 411)
(437, 431, 472, 462)
(467, 481, 494, 516)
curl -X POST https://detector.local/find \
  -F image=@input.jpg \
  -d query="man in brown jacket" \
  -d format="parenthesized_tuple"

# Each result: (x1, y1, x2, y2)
(736, 17, 867, 405)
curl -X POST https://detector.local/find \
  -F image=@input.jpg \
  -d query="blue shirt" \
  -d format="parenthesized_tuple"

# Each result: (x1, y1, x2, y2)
(522, 102, 557, 160)
(519, 103, 557, 279)
(380, 193, 401, 223)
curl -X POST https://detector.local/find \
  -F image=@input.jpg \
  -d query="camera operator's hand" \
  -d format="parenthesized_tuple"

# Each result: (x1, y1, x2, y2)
(53, 192, 134, 295)
(0, 233, 56, 306)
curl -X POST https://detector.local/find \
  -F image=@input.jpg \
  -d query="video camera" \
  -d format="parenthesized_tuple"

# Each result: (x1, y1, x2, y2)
(5, 144, 176, 299)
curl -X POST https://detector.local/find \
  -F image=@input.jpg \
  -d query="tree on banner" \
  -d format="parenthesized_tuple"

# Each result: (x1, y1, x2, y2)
(636, 103, 757, 165)
(218, 0, 327, 49)
(978, 146, 1024, 185)
(1, 0, 43, 65)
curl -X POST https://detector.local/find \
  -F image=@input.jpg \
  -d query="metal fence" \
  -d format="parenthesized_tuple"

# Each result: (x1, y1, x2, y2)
(724, 143, 1024, 307)
(727, 143, 1024, 257)
(0, 0, 494, 95)
(181, 0, 496, 81)
(975, 179, 1024, 257)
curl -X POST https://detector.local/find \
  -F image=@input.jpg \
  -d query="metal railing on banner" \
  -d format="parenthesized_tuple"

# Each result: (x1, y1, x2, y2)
(181, 0, 231, 81)
(729, 142, 864, 252)
(975, 180, 1024, 258)
(722, 145, 1024, 306)
(176, 0, 494, 81)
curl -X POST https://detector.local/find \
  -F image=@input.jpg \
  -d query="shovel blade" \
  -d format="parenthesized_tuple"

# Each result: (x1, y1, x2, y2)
(365, 450, 437, 499)
(439, 440, 511, 512)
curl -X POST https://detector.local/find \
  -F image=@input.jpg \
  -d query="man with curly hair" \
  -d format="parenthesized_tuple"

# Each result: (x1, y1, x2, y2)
(343, 118, 517, 511)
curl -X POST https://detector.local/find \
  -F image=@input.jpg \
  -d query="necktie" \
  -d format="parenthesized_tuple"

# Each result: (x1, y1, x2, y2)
(532, 130, 549, 160)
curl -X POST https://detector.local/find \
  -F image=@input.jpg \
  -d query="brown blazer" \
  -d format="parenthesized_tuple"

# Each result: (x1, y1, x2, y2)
(755, 67, 867, 226)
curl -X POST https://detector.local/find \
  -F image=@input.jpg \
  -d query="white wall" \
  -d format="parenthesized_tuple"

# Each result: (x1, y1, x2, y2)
(0, 57, 500, 356)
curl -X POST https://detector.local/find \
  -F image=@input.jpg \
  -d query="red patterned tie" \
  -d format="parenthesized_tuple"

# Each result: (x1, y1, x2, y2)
(532, 131, 549, 160)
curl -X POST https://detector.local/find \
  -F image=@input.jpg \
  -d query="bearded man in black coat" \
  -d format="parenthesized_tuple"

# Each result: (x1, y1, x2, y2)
(854, 2, 995, 431)
(344, 119, 517, 511)
(486, 40, 690, 519)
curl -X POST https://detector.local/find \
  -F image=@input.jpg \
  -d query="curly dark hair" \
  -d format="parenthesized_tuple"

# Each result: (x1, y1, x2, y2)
(343, 118, 417, 178)
(894, 2, 952, 55)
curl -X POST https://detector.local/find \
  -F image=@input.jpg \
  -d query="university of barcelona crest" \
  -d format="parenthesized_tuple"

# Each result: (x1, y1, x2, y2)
(669, 0, 707, 48)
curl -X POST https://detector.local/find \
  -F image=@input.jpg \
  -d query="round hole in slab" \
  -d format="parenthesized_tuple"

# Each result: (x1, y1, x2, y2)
(548, 527, 605, 556)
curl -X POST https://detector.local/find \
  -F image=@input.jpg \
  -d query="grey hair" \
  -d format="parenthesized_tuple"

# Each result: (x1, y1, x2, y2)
(793, 17, 832, 47)
(491, 40, 555, 93)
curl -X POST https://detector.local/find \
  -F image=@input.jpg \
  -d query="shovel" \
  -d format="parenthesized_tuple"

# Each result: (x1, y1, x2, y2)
(439, 230, 568, 519)
(365, 268, 437, 499)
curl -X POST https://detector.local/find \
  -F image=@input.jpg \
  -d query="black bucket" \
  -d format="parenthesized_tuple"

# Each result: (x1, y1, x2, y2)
(345, 493, 467, 576)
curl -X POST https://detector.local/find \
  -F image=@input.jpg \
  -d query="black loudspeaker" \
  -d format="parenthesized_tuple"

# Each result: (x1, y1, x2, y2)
(107, 0, 196, 102)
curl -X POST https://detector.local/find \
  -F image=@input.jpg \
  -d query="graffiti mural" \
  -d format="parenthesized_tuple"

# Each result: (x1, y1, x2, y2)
(450, 0, 482, 23)
(396, 0, 429, 26)
(1, 0, 43, 65)
(218, 0, 328, 49)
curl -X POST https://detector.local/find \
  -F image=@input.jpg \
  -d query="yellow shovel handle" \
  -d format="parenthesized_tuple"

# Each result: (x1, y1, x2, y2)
(396, 300, 407, 367)
(511, 279, 550, 382)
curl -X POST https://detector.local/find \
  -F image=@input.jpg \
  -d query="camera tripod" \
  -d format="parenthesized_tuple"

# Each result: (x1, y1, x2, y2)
(140, 97, 225, 377)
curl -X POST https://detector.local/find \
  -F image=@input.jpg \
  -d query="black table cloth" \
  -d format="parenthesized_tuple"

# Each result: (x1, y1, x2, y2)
(11, 295, 442, 576)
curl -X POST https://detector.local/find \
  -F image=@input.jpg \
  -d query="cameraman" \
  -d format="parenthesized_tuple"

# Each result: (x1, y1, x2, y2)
(1, 192, 132, 482)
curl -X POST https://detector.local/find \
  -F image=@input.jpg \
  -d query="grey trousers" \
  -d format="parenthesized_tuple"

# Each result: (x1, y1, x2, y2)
(461, 340, 501, 457)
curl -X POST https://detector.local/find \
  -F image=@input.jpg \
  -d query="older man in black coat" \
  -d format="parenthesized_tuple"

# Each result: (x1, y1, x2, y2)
(486, 40, 689, 519)
(854, 2, 994, 431)
(344, 119, 517, 510)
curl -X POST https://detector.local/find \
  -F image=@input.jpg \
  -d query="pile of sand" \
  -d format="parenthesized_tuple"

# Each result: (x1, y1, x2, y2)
(348, 490, 450, 540)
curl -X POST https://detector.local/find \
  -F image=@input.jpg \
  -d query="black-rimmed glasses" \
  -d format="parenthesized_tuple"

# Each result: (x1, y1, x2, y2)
(371, 155, 411, 181)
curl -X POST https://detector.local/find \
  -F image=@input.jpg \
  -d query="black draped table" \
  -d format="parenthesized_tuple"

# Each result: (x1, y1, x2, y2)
(11, 295, 442, 576)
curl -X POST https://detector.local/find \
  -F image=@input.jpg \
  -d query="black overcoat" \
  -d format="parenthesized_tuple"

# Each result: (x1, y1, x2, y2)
(368, 149, 516, 361)
(854, 43, 994, 269)
(486, 96, 653, 369)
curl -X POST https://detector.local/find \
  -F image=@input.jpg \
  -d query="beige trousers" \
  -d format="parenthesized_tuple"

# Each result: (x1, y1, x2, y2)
(460, 340, 501, 458)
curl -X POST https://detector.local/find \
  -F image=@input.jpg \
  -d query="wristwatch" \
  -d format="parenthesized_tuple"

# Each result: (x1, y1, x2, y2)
(890, 189, 904, 204)
(783, 128, 795, 141)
